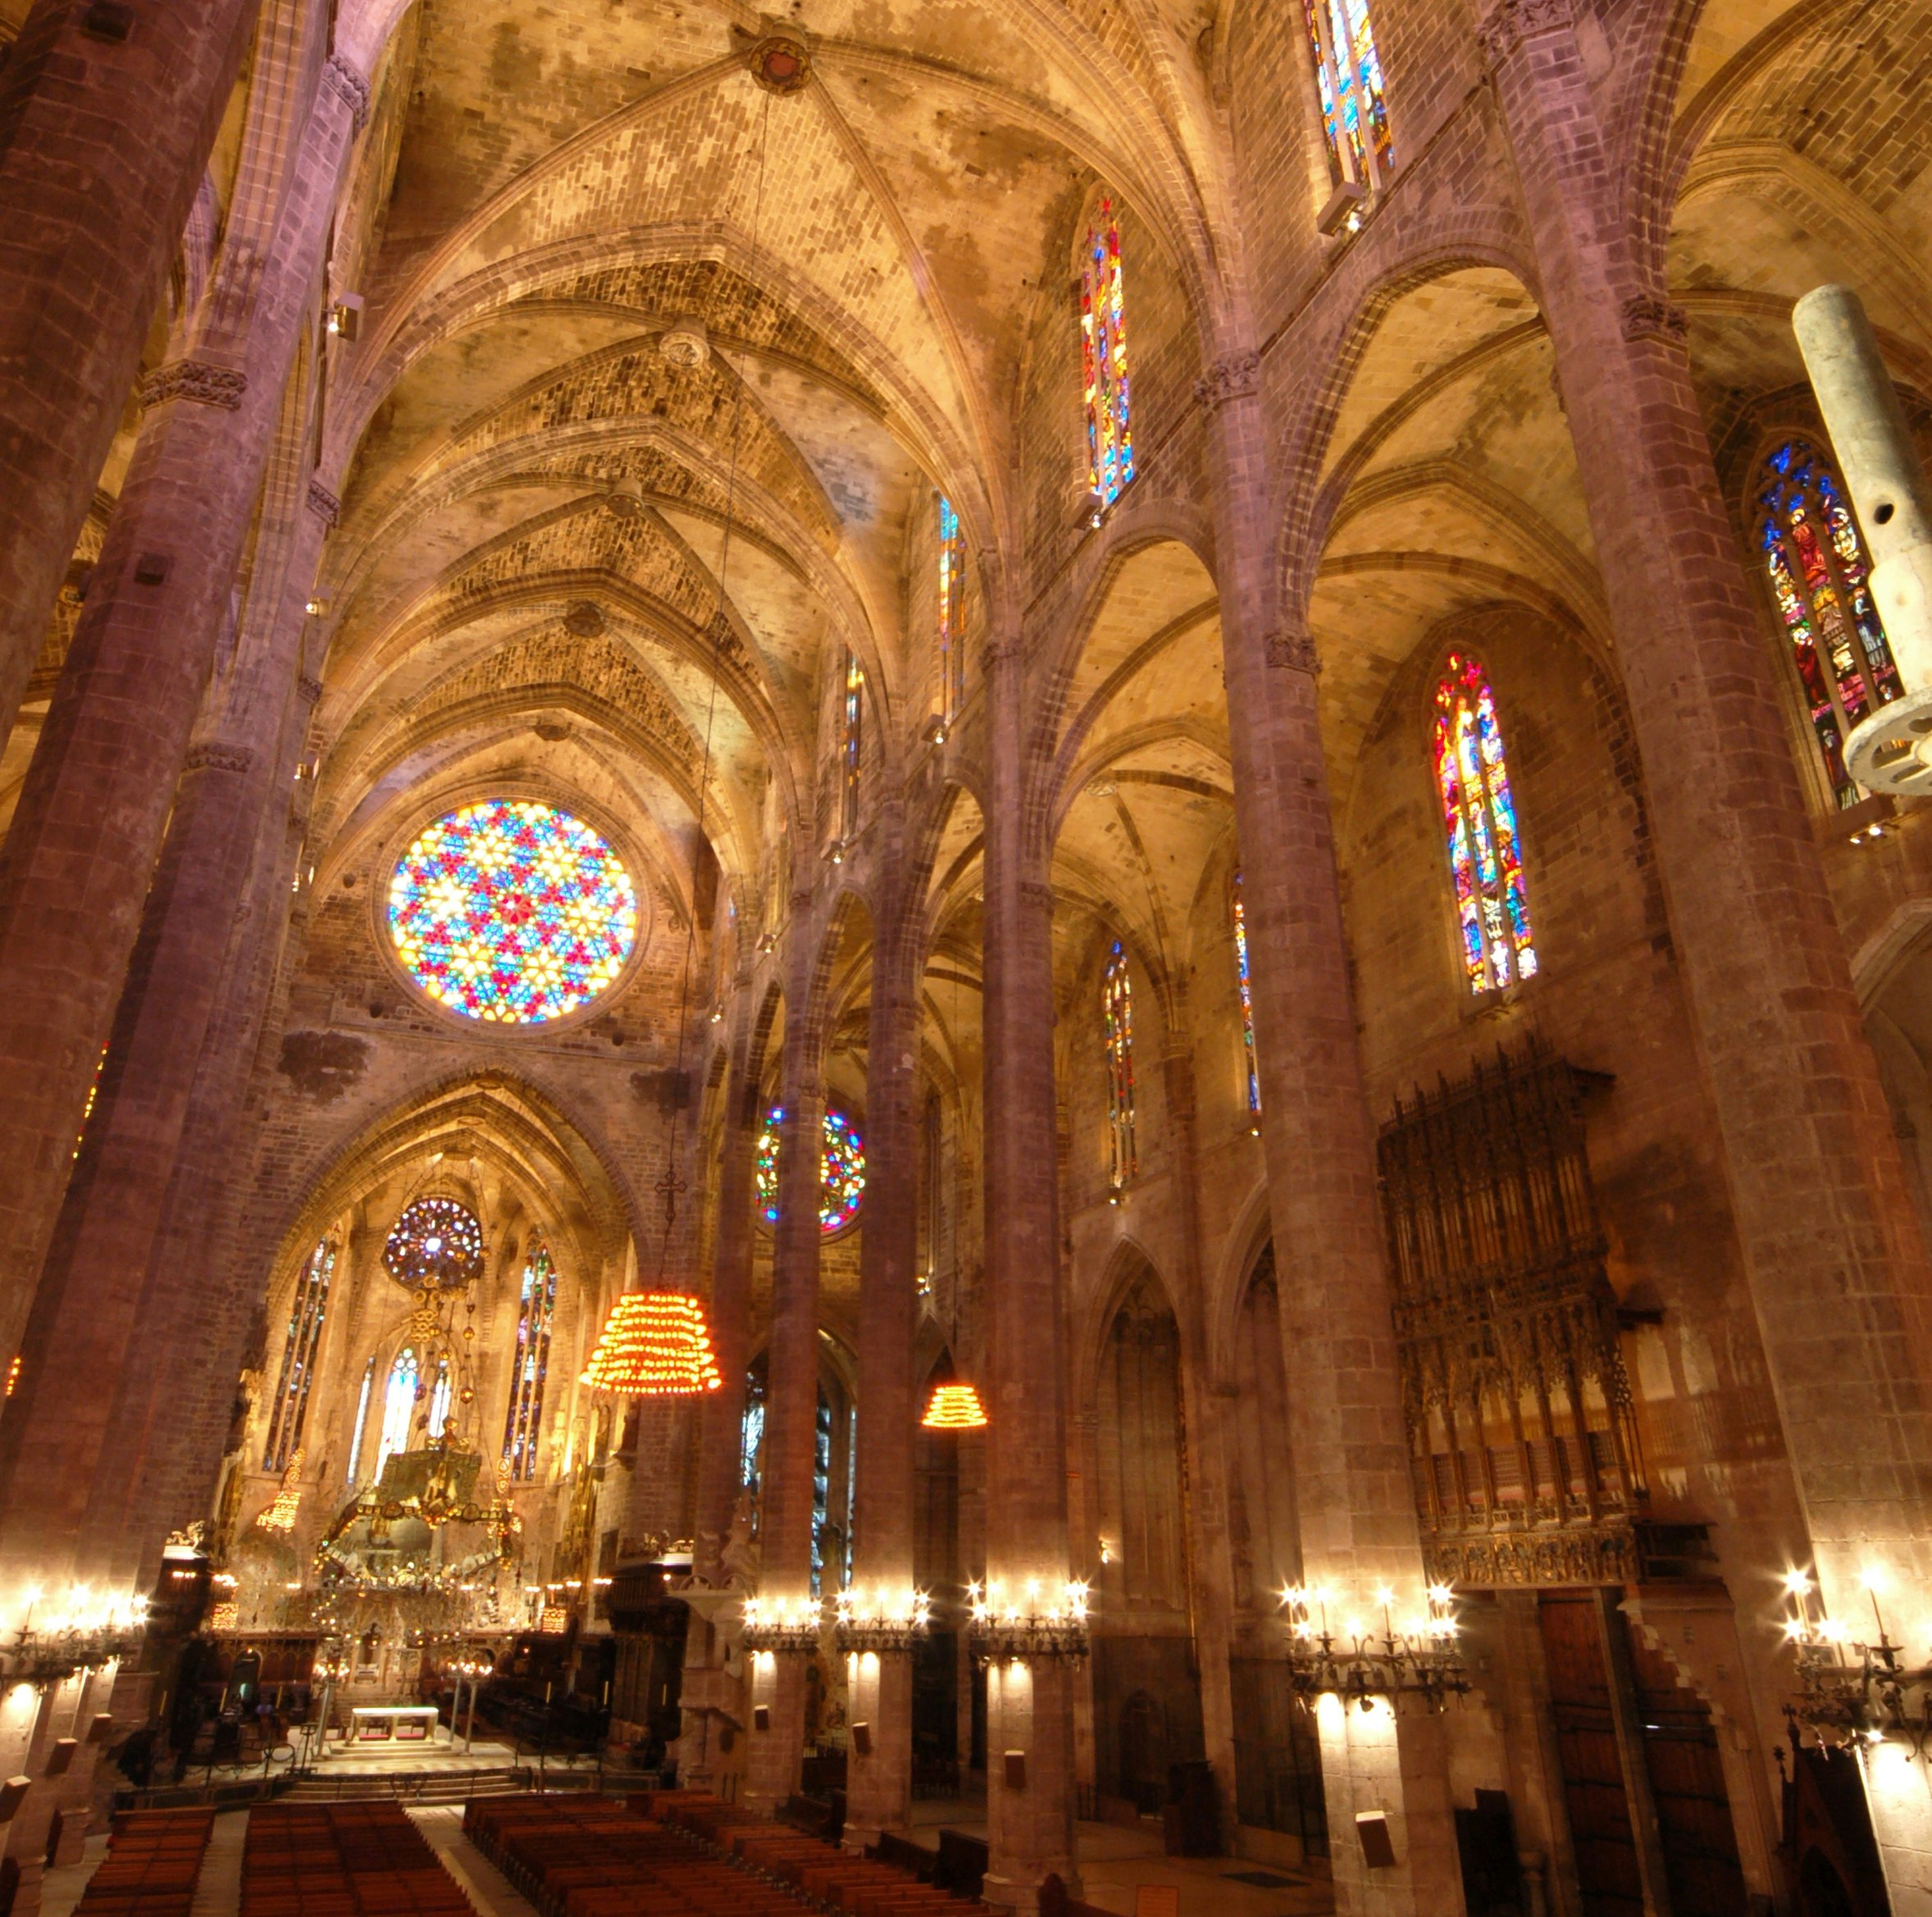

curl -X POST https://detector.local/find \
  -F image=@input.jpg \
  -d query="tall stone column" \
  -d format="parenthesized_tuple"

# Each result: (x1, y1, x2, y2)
(1483, 2, 1932, 1895)
(980, 622, 1080, 1910)
(844, 860, 922, 1849)
(1200, 353, 1465, 1917)
(695, 1001, 761, 1579)
(744, 903, 827, 1812)
(0, 0, 260, 744)
(0, 39, 367, 1420)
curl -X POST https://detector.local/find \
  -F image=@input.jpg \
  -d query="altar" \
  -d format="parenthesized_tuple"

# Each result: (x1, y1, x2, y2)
(343, 1705, 444, 1750)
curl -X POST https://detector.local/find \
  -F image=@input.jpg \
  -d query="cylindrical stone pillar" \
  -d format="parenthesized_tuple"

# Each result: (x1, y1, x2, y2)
(979, 622, 1080, 1908)
(1486, 10, 1932, 1900)
(844, 873, 922, 1849)
(1792, 285, 1932, 791)
(1201, 350, 1465, 1916)
(0, 34, 365, 1615)
(0, 0, 261, 747)
(744, 906, 827, 1812)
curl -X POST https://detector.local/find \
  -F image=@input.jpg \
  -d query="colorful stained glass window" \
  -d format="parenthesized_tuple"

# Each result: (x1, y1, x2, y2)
(756, 1106, 866, 1233)
(938, 499, 966, 721)
(376, 1346, 419, 1480)
(502, 1238, 557, 1482)
(841, 653, 866, 841)
(1104, 941, 1137, 1187)
(1433, 654, 1537, 995)
(1302, 0, 1392, 187)
(1081, 204, 1134, 508)
(382, 1195, 485, 1293)
(346, 1358, 374, 1486)
(1757, 438, 1900, 808)
(389, 798, 637, 1023)
(265, 1237, 334, 1472)
(1231, 874, 1260, 1117)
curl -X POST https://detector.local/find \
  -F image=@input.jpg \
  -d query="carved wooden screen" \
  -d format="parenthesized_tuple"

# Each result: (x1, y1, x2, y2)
(1377, 1039, 1645, 1586)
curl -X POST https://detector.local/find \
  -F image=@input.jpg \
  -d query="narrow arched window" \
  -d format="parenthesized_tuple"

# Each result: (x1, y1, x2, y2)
(376, 1346, 419, 1480)
(1433, 654, 1538, 994)
(1082, 203, 1134, 507)
(1104, 940, 1137, 1187)
(1756, 437, 1901, 808)
(265, 1237, 334, 1471)
(1231, 872, 1260, 1117)
(1303, 0, 1392, 194)
(841, 650, 865, 841)
(937, 499, 965, 723)
(502, 1238, 558, 1483)
(345, 1359, 375, 1487)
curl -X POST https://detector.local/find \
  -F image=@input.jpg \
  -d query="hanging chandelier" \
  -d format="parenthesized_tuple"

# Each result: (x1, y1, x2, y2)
(921, 1379, 988, 1430)
(580, 1291, 723, 1396)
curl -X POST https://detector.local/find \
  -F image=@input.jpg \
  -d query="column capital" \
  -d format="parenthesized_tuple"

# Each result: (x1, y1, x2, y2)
(1619, 294, 1691, 347)
(1478, 0, 1574, 64)
(321, 54, 371, 133)
(1193, 351, 1261, 412)
(139, 361, 247, 412)
(306, 480, 340, 526)
(181, 741, 256, 776)
(1265, 629, 1322, 676)
(1018, 876, 1055, 910)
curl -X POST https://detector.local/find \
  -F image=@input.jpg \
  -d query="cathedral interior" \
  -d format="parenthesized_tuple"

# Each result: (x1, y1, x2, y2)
(2, 0, 1932, 1910)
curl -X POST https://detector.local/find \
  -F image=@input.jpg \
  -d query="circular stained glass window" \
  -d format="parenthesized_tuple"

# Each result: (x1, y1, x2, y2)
(755, 1107, 865, 1234)
(389, 799, 638, 1023)
(383, 1196, 485, 1293)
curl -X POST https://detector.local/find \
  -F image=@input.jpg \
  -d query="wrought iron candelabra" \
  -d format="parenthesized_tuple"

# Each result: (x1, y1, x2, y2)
(967, 1578, 1091, 1661)
(833, 1587, 931, 1654)
(1278, 1583, 1468, 1711)
(1782, 1569, 1932, 1755)
(740, 1593, 824, 1653)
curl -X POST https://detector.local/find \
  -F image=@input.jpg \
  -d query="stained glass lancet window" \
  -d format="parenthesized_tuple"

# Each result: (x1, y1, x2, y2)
(1081, 203, 1134, 508)
(756, 1108, 866, 1233)
(937, 499, 965, 722)
(1103, 941, 1137, 1187)
(503, 1237, 558, 1482)
(1433, 654, 1537, 995)
(389, 798, 637, 1023)
(376, 1346, 419, 1480)
(1303, 0, 1392, 191)
(841, 652, 865, 841)
(265, 1237, 334, 1471)
(1757, 438, 1901, 807)
(1231, 874, 1260, 1118)
(427, 1359, 452, 1441)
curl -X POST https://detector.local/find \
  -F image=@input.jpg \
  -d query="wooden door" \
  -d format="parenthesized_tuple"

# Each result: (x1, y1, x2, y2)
(1538, 1593, 1647, 1916)
(1624, 1623, 1749, 1915)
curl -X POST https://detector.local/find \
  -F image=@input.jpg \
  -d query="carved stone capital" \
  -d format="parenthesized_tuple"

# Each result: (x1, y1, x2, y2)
(1477, 0, 1572, 64)
(1619, 294, 1690, 346)
(322, 53, 371, 131)
(184, 741, 257, 776)
(1264, 630, 1322, 676)
(1018, 877, 1056, 909)
(140, 361, 248, 412)
(307, 480, 340, 526)
(1193, 351, 1260, 411)
(298, 674, 325, 707)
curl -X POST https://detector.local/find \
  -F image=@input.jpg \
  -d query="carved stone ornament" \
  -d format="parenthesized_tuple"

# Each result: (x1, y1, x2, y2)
(307, 480, 341, 526)
(564, 599, 607, 638)
(322, 53, 372, 132)
(1477, 0, 1573, 64)
(1620, 294, 1690, 346)
(743, 32, 811, 94)
(140, 361, 248, 412)
(298, 674, 325, 707)
(1193, 351, 1260, 411)
(184, 742, 257, 776)
(1265, 630, 1322, 676)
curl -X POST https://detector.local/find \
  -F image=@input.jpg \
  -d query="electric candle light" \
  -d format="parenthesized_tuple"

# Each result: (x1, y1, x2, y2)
(579, 1291, 722, 1396)
(921, 1381, 988, 1429)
